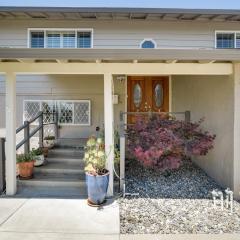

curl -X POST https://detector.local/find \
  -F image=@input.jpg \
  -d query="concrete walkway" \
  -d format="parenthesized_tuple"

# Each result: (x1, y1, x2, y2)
(0, 197, 120, 240)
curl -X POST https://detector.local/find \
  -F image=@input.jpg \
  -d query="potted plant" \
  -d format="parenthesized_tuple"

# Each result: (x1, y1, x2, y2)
(84, 136, 109, 206)
(41, 147, 49, 158)
(31, 148, 45, 167)
(43, 135, 55, 149)
(17, 152, 36, 179)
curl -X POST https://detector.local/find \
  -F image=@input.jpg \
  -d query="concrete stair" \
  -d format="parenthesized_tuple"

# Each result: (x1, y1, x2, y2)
(17, 147, 87, 198)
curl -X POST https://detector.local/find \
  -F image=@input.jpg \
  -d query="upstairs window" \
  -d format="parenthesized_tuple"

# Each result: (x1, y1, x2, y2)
(29, 29, 93, 48)
(140, 39, 156, 48)
(30, 31, 44, 48)
(216, 32, 235, 49)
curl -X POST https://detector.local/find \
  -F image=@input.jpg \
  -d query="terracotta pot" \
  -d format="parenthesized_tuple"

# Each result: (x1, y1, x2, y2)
(42, 147, 49, 157)
(17, 161, 34, 179)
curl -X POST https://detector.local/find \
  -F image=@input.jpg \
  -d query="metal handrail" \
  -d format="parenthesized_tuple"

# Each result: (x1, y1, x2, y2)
(16, 111, 58, 152)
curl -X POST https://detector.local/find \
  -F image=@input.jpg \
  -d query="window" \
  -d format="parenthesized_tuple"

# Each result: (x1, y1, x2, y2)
(77, 32, 91, 48)
(29, 29, 93, 48)
(140, 39, 156, 48)
(47, 32, 61, 48)
(216, 33, 235, 49)
(24, 100, 91, 126)
(30, 31, 44, 48)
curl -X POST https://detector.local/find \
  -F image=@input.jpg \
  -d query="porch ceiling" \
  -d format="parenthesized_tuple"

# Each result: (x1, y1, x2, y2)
(0, 48, 240, 64)
(1, 7, 240, 22)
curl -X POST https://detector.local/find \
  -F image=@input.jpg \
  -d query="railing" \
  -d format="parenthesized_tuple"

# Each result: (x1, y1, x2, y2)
(118, 110, 191, 190)
(0, 138, 5, 193)
(16, 111, 58, 152)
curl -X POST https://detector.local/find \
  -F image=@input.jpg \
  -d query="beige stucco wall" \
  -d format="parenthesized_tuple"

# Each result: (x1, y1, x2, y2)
(172, 75, 234, 189)
(0, 74, 125, 139)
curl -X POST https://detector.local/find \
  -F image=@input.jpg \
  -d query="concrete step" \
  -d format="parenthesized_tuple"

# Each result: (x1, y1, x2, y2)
(55, 138, 87, 148)
(34, 161, 85, 174)
(18, 172, 86, 188)
(48, 148, 84, 159)
(46, 157, 85, 165)
(16, 185, 87, 198)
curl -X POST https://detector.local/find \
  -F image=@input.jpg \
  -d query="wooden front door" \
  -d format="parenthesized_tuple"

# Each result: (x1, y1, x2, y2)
(127, 76, 169, 120)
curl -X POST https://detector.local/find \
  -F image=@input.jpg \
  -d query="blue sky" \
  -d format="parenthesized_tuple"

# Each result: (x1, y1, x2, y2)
(0, 0, 240, 9)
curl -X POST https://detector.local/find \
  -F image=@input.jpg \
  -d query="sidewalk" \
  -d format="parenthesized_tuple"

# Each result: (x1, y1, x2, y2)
(0, 197, 120, 240)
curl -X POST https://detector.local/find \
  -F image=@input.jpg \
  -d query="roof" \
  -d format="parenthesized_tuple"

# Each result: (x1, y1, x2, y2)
(0, 48, 239, 63)
(0, 7, 240, 22)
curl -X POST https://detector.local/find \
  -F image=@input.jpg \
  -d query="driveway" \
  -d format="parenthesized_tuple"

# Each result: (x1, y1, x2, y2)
(0, 197, 119, 240)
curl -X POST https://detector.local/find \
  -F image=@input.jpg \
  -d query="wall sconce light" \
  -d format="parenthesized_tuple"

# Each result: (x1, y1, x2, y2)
(116, 75, 126, 83)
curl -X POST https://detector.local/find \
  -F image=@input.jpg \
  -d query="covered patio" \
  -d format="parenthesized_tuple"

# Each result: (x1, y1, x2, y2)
(0, 48, 240, 199)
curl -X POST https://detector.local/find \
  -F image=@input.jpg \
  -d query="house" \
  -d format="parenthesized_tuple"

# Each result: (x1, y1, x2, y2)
(0, 6, 240, 199)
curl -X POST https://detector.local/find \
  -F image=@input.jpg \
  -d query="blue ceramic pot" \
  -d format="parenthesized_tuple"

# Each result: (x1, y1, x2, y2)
(86, 171, 109, 205)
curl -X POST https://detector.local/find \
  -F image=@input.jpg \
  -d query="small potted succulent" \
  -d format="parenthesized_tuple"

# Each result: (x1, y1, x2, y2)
(17, 152, 36, 179)
(31, 148, 45, 167)
(84, 136, 109, 206)
(43, 135, 55, 149)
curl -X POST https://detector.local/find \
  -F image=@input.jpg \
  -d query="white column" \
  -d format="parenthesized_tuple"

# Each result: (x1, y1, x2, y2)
(104, 73, 114, 196)
(5, 72, 17, 195)
(233, 63, 240, 199)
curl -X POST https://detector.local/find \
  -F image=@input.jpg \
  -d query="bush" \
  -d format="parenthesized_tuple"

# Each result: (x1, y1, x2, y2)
(127, 115, 216, 171)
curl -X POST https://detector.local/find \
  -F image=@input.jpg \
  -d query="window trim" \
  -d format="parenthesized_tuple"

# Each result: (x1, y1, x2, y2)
(215, 30, 240, 49)
(28, 28, 94, 48)
(139, 38, 157, 49)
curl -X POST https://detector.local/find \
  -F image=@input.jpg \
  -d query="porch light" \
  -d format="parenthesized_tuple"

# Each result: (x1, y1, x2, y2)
(116, 75, 126, 83)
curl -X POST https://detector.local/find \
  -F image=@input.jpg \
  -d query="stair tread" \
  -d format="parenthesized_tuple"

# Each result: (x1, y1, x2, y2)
(37, 161, 84, 169)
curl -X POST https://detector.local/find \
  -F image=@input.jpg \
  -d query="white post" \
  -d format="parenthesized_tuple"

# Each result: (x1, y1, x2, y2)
(104, 73, 114, 196)
(5, 72, 17, 195)
(233, 63, 240, 200)
(120, 136, 125, 190)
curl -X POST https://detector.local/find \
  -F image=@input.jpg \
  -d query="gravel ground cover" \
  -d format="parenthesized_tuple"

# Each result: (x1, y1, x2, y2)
(119, 159, 240, 234)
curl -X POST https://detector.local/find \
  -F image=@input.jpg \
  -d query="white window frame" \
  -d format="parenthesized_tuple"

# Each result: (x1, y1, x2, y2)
(139, 38, 157, 48)
(215, 30, 240, 49)
(28, 28, 94, 48)
(23, 100, 91, 126)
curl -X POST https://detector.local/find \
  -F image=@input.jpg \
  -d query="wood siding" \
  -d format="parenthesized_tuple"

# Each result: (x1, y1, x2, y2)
(0, 19, 240, 49)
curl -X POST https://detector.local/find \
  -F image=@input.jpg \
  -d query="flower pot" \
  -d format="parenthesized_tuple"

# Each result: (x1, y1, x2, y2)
(42, 147, 48, 157)
(17, 161, 34, 179)
(86, 171, 109, 206)
(34, 154, 45, 167)
(43, 139, 55, 149)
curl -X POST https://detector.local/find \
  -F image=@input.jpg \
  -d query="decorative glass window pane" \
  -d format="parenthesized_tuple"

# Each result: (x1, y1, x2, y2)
(74, 102, 90, 125)
(216, 33, 234, 49)
(31, 32, 44, 48)
(42, 101, 56, 124)
(141, 40, 155, 48)
(63, 32, 75, 48)
(77, 32, 91, 48)
(47, 32, 61, 48)
(58, 102, 73, 124)
(154, 84, 163, 108)
(24, 101, 41, 122)
(133, 83, 142, 108)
